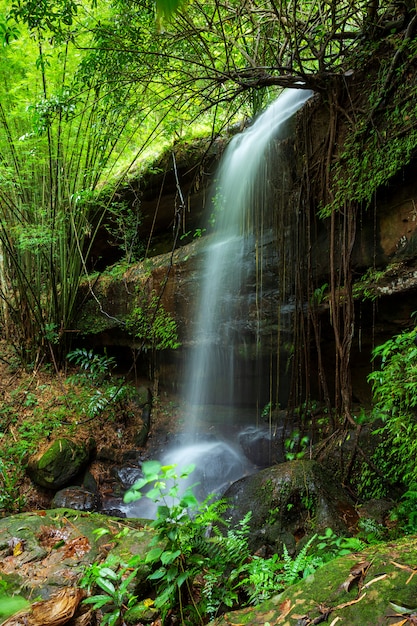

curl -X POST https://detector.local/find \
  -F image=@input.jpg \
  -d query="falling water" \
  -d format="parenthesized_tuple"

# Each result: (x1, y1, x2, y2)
(185, 89, 313, 427)
(124, 89, 312, 516)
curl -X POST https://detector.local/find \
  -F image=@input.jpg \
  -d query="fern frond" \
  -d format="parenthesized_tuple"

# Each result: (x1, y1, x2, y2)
(282, 534, 317, 585)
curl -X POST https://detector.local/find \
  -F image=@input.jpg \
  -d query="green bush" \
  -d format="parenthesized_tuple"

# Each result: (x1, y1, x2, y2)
(80, 462, 342, 625)
(363, 323, 417, 530)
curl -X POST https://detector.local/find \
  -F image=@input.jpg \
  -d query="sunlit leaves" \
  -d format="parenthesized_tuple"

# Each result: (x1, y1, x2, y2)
(0, 17, 20, 45)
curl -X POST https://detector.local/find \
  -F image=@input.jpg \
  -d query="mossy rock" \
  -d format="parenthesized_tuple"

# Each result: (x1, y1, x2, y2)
(223, 459, 358, 554)
(0, 509, 154, 600)
(210, 535, 417, 625)
(27, 438, 95, 489)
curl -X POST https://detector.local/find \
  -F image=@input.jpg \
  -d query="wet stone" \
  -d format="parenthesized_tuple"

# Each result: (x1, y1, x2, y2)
(51, 486, 101, 512)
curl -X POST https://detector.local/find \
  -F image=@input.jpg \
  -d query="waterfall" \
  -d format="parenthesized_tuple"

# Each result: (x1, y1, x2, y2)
(125, 88, 312, 516)
(185, 89, 313, 428)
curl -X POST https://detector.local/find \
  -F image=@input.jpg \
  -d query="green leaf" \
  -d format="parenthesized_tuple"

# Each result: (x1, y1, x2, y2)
(97, 577, 116, 595)
(148, 567, 167, 580)
(156, 0, 183, 19)
(161, 549, 181, 565)
(123, 488, 142, 504)
(83, 594, 112, 609)
(176, 571, 190, 587)
(179, 463, 195, 478)
(145, 547, 164, 563)
(92, 527, 110, 539)
(179, 492, 199, 508)
(98, 568, 119, 580)
(146, 487, 162, 501)
(142, 460, 162, 479)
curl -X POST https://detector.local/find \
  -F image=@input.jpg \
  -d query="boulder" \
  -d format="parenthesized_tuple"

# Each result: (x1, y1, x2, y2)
(223, 459, 358, 554)
(27, 438, 95, 489)
(0, 509, 153, 601)
(51, 486, 101, 512)
(209, 535, 417, 626)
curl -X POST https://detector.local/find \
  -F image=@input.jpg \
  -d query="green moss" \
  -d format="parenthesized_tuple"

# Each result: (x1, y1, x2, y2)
(210, 536, 417, 626)
(321, 37, 417, 217)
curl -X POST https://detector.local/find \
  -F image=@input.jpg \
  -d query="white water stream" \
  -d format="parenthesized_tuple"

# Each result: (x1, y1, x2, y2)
(125, 89, 312, 517)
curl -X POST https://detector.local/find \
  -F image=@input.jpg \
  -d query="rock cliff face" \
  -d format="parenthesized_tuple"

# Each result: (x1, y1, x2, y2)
(77, 93, 417, 409)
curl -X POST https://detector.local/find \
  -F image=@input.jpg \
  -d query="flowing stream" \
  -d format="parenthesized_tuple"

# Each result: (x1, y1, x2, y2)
(125, 88, 312, 516)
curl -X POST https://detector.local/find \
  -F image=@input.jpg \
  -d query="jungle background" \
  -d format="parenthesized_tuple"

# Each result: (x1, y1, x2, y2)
(3, 0, 417, 624)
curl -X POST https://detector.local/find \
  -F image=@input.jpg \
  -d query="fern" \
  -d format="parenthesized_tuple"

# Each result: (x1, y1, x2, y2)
(67, 348, 116, 383)
(281, 535, 317, 586)
(240, 553, 283, 604)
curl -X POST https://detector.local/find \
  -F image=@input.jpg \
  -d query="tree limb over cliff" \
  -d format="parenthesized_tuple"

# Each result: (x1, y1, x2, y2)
(65, 0, 416, 122)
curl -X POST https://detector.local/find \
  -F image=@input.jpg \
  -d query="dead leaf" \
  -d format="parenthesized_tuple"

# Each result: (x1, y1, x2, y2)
(276, 598, 292, 622)
(8, 537, 25, 557)
(333, 592, 367, 611)
(71, 609, 94, 626)
(2, 586, 85, 626)
(63, 536, 91, 559)
(362, 573, 387, 589)
(339, 560, 371, 592)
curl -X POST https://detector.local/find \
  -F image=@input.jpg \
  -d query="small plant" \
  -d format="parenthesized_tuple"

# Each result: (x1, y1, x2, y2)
(80, 555, 140, 626)
(66, 348, 135, 420)
(106, 200, 144, 264)
(0, 457, 26, 513)
(281, 535, 317, 584)
(316, 528, 365, 561)
(356, 517, 386, 544)
(389, 486, 417, 534)
(284, 430, 310, 461)
(125, 292, 180, 351)
(67, 348, 117, 384)
(180, 227, 206, 240)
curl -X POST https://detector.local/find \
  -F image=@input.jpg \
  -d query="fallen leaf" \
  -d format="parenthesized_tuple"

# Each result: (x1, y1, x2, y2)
(333, 592, 367, 611)
(340, 560, 371, 592)
(63, 536, 91, 559)
(277, 598, 292, 621)
(1, 586, 85, 626)
(362, 573, 387, 589)
(8, 537, 24, 557)
(389, 601, 417, 615)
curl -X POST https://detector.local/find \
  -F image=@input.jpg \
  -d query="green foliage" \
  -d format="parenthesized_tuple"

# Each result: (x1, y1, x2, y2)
(315, 528, 366, 561)
(389, 488, 417, 535)
(80, 554, 140, 626)
(0, 593, 29, 622)
(281, 536, 319, 584)
(0, 0, 162, 365)
(67, 348, 117, 384)
(352, 268, 385, 302)
(126, 292, 180, 351)
(363, 324, 417, 503)
(106, 201, 144, 264)
(67, 348, 136, 419)
(284, 430, 310, 461)
(0, 457, 26, 513)
(79, 463, 371, 624)
(356, 517, 387, 544)
(321, 36, 417, 217)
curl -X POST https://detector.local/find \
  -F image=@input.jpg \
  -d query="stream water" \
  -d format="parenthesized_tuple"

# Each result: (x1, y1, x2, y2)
(123, 88, 312, 517)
